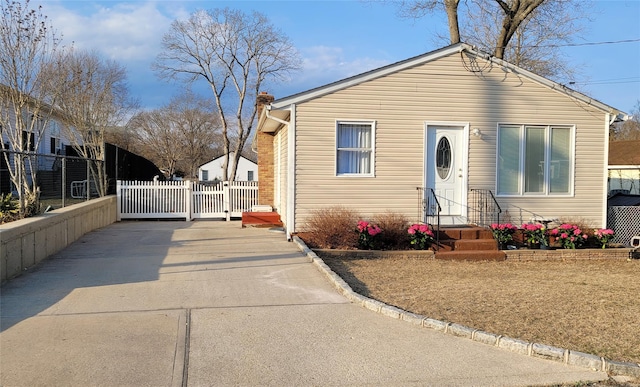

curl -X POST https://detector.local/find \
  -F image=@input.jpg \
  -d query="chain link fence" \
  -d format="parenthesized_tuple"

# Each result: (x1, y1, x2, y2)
(1, 149, 104, 212)
(607, 206, 640, 247)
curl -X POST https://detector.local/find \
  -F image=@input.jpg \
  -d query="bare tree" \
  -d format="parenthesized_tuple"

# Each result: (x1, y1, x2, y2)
(0, 0, 62, 216)
(398, 0, 461, 44)
(166, 92, 221, 178)
(153, 8, 301, 180)
(129, 110, 183, 179)
(48, 48, 136, 196)
(394, 0, 585, 78)
(129, 92, 221, 179)
(129, 110, 182, 178)
(612, 101, 640, 141)
(104, 125, 137, 152)
(462, 0, 586, 79)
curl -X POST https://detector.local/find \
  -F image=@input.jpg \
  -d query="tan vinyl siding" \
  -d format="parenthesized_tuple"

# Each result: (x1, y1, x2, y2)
(292, 52, 608, 231)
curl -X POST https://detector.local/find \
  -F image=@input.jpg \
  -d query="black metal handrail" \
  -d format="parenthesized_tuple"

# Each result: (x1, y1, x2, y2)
(468, 188, 501, 227)
(417, 187, 441, 248)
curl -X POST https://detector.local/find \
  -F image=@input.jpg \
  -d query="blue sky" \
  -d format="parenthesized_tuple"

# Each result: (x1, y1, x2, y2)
(33, 0, 640, 113)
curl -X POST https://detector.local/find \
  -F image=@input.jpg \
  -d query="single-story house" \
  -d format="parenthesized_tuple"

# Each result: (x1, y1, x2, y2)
(608, 140, 640, 195)
(255, 43, 628, 239)
(198, 151, 258, 182)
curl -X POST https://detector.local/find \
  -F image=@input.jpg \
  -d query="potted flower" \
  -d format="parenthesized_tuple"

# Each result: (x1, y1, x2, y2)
(549, 223, 588, 249)
(521, 223, 549, 249)
(594, 228, 615, 249)
(490, 223, 518, 249)
(407, 223, 435, 250)
(356, 220, 382, 250)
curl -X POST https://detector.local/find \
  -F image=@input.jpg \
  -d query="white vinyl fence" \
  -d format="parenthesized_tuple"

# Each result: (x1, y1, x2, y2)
(117, 180, 259, 221)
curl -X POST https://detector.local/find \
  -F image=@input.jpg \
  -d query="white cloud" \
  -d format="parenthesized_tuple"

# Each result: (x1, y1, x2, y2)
(35, 1, 180, 62)
(291, 45, 391, 91)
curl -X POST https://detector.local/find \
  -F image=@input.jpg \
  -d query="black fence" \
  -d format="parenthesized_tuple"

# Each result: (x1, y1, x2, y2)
(1, 143, 163, 212)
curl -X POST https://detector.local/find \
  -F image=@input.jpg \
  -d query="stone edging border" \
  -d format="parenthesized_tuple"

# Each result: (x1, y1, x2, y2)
(292, 236, 640, 380)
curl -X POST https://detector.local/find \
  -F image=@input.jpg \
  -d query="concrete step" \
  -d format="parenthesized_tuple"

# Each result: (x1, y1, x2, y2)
(437, 239, 498, 252)
(435, 227, 494, 241)
(241, 212, 283, 228)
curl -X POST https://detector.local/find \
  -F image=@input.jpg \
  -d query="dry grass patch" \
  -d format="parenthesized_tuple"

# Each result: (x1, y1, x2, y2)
(319, 255, 640, 364)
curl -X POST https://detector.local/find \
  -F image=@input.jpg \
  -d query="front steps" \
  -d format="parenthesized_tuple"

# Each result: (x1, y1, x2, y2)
(433, 226, 506, 261)
(241, 211, 283, 228)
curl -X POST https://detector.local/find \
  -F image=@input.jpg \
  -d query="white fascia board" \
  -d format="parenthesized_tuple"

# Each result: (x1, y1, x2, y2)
(609, 165, 640, 169)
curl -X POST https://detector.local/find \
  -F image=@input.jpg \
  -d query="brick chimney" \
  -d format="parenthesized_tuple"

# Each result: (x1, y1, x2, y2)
(256, 92, 275, 207)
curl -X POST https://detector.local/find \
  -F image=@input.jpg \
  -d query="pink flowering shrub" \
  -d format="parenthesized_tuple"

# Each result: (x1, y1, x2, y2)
(521, 223, 548, 246)
(356, 220, 382, 250)
(490, 223, 518, 244)
(594, 228, 615, 249)
(407, 223, 435, 250)
(549, 223, 588, 249)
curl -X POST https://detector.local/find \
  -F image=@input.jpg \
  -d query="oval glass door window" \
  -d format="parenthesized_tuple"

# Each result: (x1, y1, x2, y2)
(436, 136, 452, 180)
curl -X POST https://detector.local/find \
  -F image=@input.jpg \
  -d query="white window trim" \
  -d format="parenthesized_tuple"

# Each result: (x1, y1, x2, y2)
(496, 123, 575, 197)
(335, 119, 376, 177)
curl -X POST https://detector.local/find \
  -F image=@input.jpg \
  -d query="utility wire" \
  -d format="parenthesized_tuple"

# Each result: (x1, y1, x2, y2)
(535, 38, 640, 49)
(488, 38, 640, 50)
(570, 77, 640, 86)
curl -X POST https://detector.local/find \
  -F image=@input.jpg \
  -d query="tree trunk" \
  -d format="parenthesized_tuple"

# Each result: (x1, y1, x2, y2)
(445, 0, 461, 44)
(494, 0, 545, 59)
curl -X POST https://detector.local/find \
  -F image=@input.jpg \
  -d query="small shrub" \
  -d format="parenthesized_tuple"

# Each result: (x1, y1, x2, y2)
(302, 206, 360, 249)
(0, 193, 20, 224)
(407, 223, 435, 250)
(549, 223, 588, 249)
(356, 220, 382, 250)
(521, 223, 549, 247)
(372, 211, 411, 250)
(490, 223, 518, 245)
(594, 228, 615, 249)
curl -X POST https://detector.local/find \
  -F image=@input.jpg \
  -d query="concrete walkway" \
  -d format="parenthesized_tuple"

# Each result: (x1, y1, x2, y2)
(1, 221, 607, 386)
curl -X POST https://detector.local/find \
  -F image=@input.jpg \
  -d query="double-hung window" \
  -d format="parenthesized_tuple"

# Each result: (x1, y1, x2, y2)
(336, 121, 375, 176)
(497, 124, 573, 195)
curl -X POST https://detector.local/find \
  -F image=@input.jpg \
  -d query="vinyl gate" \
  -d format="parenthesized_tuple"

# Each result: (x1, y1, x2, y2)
(117, 180, 259, 221)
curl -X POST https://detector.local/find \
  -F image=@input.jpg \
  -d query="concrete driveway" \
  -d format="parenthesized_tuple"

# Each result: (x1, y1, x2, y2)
(1, 221, 607, 386)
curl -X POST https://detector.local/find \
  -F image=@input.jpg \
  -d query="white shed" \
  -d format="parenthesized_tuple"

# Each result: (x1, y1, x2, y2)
(198, 152, 258, 182)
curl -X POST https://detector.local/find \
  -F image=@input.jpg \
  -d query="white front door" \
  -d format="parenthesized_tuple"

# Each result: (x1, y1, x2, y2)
(425, 124, 468, 225)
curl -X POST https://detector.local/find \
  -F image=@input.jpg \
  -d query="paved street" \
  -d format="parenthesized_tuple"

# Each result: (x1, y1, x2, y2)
(1, 221, 607, 386)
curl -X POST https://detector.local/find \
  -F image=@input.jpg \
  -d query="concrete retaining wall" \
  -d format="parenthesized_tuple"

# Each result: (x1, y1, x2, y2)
(0, 196, 117, 284)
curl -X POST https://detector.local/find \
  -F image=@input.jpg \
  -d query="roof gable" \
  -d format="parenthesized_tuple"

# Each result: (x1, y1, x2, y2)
(270, 43, 625, 120)
(199, 151, 257, 169)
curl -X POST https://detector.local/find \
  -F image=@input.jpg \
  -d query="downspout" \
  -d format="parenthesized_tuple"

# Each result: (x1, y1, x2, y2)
(251, 104, 290, 153)
(263, 104, 295, 239)
(286, 104, 296, 241)
(265, 105, 290, 127)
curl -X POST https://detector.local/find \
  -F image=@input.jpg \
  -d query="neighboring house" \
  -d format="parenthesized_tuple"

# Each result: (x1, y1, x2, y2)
(1, 103, 74, 194)
(255, 43, 627, 239)
(198, 152, 258, 182)
(1, 95, 162, 197)
(608, 140, 640, 195)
